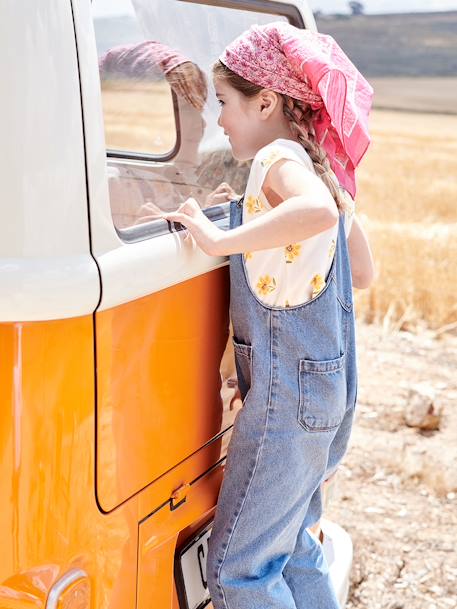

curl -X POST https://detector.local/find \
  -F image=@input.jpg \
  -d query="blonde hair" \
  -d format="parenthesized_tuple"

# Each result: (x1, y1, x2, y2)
(213, 60, 347, 212)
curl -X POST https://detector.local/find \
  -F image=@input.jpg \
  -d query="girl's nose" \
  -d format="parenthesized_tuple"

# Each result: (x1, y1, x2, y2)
(217, 114, 223, 128)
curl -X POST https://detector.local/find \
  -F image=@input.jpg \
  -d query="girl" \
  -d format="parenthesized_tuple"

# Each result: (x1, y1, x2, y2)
(164, 22, 374, 609)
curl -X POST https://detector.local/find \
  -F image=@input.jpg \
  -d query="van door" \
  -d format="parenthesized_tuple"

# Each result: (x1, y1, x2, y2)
(75, 0, 313, 515)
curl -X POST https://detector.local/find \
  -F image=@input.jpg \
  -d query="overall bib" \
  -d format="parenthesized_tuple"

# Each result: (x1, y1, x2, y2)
(207, 198, 358, 609)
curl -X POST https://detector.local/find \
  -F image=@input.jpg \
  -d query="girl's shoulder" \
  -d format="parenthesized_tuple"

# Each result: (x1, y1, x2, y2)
(245, 139, 316, 201)
(253, 138, 315, 174)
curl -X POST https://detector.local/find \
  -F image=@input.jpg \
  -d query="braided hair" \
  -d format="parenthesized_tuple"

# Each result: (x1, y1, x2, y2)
(281, 95, 347, 212)
(213, 60, 348, 212)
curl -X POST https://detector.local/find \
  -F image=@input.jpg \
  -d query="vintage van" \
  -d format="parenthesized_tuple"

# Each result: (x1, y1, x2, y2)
(0, 1, 352, 608)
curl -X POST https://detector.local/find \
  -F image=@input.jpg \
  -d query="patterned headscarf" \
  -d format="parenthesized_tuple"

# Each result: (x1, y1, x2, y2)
(220, 22, 373, 197)
(99, 40, 190, 79)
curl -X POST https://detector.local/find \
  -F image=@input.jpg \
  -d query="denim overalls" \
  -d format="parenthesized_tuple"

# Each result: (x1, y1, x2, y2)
(206, 197, 358, 609)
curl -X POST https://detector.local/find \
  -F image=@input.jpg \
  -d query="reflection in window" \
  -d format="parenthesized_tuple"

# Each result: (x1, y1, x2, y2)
(92, 0, 288, 235)
(100, 73, 176, 156)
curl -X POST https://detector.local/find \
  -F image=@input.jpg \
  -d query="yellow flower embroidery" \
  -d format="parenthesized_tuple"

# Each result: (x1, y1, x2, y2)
(244, 252, 253, 261)
(310, 274, 326, 298)
(256, 275, 277, 296)
(328, 239, 336, 259)
(285, 243, 301, 263)
(285, 300, 290, 308)
(260, 149, 281, 168)
(246, 195, 264, 214)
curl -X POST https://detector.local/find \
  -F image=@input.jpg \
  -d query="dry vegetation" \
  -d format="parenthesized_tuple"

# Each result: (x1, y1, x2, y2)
(328, 323, 457, 609)
(316, 11, 457, 78)
(101, 80, 176, 154)
(354, 108, 457, 330)
(369, 78, 457, 115)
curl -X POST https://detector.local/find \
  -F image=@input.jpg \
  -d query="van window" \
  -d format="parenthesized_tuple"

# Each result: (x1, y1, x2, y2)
(92, 1, 293, 237)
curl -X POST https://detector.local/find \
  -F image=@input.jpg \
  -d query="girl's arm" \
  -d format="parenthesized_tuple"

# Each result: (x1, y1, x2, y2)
(162, 159, 338, 256)
(347, 214, 375, 289)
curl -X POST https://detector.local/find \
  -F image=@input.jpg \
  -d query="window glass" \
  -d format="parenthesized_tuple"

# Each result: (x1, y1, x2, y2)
(92, 0, 290, 235)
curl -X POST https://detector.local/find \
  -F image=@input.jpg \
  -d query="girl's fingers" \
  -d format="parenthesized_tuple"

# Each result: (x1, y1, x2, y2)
(162, 213, 187, 224)
(205, 183, 238, 206)
(211, 193, 232, 204)
(163, 199, 205, 226)
(185, 197, 200, 209)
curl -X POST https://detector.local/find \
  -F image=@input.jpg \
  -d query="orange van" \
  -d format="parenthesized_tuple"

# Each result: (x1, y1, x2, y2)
(0, 1, 352, 608)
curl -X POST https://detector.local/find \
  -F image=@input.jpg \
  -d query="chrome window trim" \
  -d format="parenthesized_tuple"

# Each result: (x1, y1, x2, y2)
(46, 569, 88, 609)
(119, 201, 231, 243)
(179, 0, 304, 28)
(106, 90, 181, 162)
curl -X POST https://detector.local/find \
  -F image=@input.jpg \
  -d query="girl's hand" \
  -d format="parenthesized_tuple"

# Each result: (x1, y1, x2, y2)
(204, 182, 239, 208)
(162, 198, 227, 257)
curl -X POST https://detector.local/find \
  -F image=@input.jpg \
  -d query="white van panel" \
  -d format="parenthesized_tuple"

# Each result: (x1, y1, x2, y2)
(96, 230, 228, 311)
(70, 0, 125, 257)
(0, 256, 99, 322)
(275, 0, 316, 26)
(0, 1, 100, 321)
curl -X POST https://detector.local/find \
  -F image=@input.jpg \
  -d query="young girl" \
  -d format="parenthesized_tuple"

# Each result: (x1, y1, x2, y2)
(164, 22, 374, 609)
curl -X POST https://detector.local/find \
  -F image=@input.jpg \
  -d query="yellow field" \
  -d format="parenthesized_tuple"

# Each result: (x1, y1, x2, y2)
(101, 80, 176, 154)
(370, 77, 457, 115)
(355, 109, 457, 329)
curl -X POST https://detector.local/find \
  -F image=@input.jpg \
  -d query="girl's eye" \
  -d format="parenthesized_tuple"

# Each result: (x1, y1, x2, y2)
(217, 99, 225, 106)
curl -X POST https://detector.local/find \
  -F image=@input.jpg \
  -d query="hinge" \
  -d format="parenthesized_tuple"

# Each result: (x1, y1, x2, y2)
(170, 482, 191, 511)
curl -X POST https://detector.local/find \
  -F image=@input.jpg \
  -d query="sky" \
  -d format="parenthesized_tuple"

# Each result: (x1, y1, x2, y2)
(308, 0, 457, 13)
(93, 0, 457, 18)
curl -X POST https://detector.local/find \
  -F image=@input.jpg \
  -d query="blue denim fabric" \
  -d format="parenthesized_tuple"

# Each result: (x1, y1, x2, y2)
(207, 198, 357, 609)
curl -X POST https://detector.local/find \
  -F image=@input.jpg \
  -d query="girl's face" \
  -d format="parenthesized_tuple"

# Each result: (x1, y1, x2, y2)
(214, 78, 264, 161)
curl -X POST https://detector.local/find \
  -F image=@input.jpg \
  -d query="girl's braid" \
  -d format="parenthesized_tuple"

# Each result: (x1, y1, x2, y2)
(282, 96, 347, 213)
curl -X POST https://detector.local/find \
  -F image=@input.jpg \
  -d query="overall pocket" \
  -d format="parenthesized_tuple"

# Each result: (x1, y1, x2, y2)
(298, 354, 347, 432)
(232, 339, 253, 404)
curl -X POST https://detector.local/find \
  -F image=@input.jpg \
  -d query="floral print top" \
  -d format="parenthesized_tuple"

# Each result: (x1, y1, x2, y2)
(242, 139, 354, 307)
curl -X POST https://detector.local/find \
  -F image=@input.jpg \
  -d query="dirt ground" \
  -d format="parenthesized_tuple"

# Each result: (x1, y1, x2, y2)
(327, 322, 457, 609)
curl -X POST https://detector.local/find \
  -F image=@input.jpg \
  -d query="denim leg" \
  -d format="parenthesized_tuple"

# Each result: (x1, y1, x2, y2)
(283, 406, 356, 609)
(327, 404, 355, 475)
(207, 396, 341, 609)
(283, 487, 340, 609)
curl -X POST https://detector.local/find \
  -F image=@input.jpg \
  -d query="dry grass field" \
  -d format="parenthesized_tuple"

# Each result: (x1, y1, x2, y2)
(316, 11, 457, 78)
(369, 77, 457, 115)
(101, 80, 176, 154)
(355, 108, 457, 330)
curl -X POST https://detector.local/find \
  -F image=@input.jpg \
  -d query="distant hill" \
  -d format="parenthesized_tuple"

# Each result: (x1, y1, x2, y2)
(316, 11, 457, 77)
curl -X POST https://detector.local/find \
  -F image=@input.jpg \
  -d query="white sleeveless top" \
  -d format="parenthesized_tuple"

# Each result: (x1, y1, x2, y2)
(242, 139, 354, 307)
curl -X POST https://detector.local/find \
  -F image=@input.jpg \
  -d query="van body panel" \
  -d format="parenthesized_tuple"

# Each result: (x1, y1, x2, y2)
(0, 255, 100, 323)
(0, 0, 100, 322)
(96, 267, 238, 511)
(70, 0, 124, 257)
(95, 228, 229, 313)
(268, 0, 316, 25)
(137, 466, 223, 609)
(0, 316, 136, 609)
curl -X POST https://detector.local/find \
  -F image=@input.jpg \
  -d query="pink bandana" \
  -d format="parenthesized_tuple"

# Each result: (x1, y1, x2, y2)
(99, 41, 190, 78)
(220, 22, 373, 197)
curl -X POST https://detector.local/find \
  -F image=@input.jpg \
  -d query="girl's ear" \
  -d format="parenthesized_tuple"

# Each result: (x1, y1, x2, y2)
(258, 90, 280, 120)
